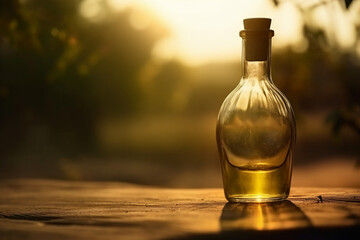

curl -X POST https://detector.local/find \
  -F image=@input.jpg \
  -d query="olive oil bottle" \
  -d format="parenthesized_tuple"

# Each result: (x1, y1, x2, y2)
(216, 18, 296, 202)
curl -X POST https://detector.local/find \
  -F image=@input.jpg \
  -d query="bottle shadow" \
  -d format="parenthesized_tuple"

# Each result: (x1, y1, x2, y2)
(220, 200, 312, 231)
(166, 201, 360, 240)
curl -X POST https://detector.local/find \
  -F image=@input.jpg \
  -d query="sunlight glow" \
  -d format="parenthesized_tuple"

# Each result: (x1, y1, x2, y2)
(129, 9, 152, 30)
(272, 1, 307, 52)
(107, 0, 359, 65)
(139, 0, 279, 65)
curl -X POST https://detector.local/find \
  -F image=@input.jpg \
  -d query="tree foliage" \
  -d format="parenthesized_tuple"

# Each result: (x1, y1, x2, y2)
(0, 0, 167, 155)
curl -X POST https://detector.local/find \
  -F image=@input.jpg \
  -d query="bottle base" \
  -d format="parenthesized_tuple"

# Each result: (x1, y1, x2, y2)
(226, 194, 288, 203)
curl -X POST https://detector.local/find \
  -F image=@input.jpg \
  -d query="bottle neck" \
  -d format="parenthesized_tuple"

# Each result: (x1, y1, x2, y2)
(241, 37, 272, 82)
(243, 61, 270, 79)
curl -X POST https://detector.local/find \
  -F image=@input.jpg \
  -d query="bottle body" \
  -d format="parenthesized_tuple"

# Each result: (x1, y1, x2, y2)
(216, 76, 295, 202)
(216, 19, 296, 202)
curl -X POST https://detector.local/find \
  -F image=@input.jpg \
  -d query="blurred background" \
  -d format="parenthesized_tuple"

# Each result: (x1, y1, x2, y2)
(0, 0, 359, 188)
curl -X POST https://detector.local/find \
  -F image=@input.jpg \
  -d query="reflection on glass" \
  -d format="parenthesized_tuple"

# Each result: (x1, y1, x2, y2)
(220, 200, 311, 231)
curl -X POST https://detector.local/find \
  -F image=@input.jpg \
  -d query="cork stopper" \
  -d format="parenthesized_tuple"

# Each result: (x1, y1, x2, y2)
(240, 18, 274, 61)
(244, 18, 271, 30)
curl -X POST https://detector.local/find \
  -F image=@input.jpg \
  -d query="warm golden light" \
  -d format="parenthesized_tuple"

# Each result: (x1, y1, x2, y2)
(107, 0, 307, 65)
(105, 0, 360, 65)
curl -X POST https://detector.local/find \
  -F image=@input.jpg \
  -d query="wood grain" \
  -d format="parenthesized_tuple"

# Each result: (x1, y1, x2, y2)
(0, 179, 359, 239)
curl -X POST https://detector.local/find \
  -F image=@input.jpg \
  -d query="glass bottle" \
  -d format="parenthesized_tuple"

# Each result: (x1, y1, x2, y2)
(216, 18, 296, 202)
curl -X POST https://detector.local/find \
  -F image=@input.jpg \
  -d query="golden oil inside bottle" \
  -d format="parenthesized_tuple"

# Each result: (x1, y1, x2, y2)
(218, 141, 293, 202)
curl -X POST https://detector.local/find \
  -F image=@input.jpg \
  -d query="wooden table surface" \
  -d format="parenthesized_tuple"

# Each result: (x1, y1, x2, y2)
(0, 179, 359, 240)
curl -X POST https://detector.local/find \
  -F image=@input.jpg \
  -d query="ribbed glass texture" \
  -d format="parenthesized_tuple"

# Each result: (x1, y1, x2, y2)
(216, 37, 296, 202)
